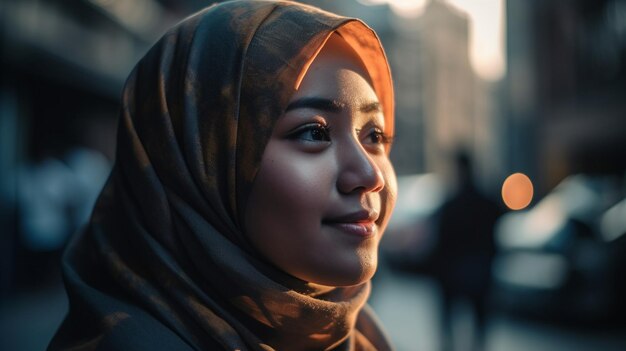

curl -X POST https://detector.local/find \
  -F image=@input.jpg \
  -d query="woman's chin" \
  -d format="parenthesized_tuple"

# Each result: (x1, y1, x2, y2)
(301, 258, 378, 287)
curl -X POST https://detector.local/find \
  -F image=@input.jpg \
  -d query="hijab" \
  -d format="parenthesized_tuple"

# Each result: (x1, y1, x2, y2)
(49, 1, 394, 350)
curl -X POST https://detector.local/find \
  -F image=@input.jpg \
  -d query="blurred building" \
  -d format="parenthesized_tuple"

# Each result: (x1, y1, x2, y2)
(505, 0, 626, 195)
(0, 0, 208, 293)
(418, 1, 477, 181)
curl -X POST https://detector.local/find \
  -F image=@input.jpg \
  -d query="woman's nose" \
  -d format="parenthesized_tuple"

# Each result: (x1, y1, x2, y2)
(336, 141, 385, 195)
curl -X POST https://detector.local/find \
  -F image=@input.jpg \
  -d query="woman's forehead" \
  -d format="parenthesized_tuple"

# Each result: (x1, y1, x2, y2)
(298, 34, 373, 90)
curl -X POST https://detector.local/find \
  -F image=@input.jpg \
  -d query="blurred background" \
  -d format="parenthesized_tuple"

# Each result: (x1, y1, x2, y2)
(1, 0, 625, 350)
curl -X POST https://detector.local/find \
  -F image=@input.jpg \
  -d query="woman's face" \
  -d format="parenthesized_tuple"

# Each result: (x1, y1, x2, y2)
(245, 34, 396, 287)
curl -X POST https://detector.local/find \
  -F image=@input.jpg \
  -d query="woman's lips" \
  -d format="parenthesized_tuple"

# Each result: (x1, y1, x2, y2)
(326, 221, 376, 237)
(323, 210, 379, 237)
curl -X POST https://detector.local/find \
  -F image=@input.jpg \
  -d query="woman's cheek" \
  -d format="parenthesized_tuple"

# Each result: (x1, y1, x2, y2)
(267, 151, 334, 208)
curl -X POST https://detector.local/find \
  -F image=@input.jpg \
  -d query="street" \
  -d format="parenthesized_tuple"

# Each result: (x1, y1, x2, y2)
(370, 267, 626, 351)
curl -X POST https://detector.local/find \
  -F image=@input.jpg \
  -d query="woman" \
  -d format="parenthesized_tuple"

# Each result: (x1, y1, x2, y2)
(49, 1, 397, 350)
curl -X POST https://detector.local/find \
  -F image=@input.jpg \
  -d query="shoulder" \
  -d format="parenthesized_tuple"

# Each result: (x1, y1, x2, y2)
(93, 312, 196, 351)
(50, 306, 199, 351)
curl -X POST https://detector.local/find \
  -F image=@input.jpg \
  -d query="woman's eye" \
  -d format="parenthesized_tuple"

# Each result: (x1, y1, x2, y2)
(289, 123, 331, 142)
(365, 128, 392, 145)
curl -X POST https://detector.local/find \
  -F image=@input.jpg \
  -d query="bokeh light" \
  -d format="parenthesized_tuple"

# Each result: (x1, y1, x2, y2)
(502, 172, 534, 210)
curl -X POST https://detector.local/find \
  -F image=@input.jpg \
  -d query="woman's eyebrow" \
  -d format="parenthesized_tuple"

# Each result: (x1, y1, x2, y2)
(285, 98, 381, 114)
(360, 102, 381, 113)
(285, 97, 344, 112)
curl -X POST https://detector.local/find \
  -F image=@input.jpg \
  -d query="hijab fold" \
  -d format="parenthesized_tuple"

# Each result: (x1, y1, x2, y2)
(49, 1, 394, 350)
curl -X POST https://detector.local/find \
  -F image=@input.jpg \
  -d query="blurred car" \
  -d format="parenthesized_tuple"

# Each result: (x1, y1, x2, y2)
(492, 174, 626, 324)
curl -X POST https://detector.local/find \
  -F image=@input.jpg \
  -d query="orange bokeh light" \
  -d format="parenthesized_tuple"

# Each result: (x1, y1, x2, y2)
(501, 173, 534, 210)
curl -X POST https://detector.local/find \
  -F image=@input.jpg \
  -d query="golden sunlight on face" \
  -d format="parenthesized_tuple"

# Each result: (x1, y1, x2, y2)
(244, 34, 397, 287)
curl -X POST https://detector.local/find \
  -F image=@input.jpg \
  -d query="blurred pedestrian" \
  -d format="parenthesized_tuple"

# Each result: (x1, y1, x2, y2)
(48, 1, 397, 350)
(433, 151, 502, 351)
